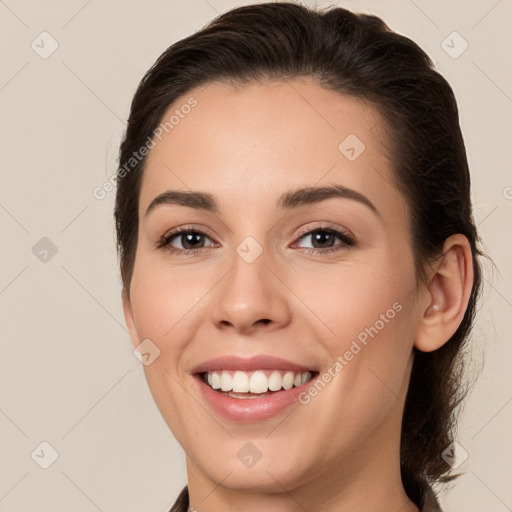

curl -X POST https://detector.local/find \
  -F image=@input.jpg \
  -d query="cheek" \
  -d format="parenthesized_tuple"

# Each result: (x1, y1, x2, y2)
(291, 246, 415, 342)
(294, 266, 417, 459)
(301, 248, 417, 401)
(129, 252, 212, 344)
(128, 255, 216, 441)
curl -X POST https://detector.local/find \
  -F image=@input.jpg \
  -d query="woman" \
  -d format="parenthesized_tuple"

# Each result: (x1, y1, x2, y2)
(114, 3, 482, 511)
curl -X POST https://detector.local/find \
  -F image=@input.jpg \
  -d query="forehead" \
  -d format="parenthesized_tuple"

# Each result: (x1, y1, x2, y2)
(139, 78, 402, 219)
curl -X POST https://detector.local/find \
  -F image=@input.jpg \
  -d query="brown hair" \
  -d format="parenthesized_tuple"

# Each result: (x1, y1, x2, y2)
(114, 2, 483, 505)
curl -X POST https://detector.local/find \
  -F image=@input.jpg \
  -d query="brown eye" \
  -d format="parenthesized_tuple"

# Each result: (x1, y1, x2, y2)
(174, 232, 207, 250)
(294, 227, 356, 254)
(157, 228, 216, 254)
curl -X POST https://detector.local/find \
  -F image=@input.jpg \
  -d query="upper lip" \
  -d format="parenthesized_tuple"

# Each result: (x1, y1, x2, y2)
(190, 355, 317, 374)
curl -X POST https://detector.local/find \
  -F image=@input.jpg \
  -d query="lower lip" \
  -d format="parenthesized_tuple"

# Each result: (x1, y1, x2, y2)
(193, 373, 317, 423)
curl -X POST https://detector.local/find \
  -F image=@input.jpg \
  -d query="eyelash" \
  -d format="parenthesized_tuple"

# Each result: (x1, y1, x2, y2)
(156, 224, 356, 257)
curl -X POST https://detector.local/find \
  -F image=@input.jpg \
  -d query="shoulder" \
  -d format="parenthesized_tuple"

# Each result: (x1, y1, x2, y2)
(420, 485, 443, 512)
(168, 485, 189, 512)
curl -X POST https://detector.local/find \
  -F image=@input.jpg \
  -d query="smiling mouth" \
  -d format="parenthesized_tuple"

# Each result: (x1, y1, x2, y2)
(199, 369, 318, 399)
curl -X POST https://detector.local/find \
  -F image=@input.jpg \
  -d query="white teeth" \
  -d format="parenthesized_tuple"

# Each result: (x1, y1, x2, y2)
(282, 371, 294, 390)
(232, 371, 249, 392)
(210, 372, 221, 389)
(268, 370, 282, 391)
(204, 369, 313, 394)
(220, 372, 232, 392)
(249, 371, 268, 393)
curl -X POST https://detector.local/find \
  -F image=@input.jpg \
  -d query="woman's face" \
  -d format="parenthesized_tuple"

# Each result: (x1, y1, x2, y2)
(123, 78, 426, 495)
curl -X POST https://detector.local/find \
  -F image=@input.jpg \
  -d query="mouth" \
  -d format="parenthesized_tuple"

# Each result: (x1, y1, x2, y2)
(197, 369, 319, 399)
(190, 354, 321, 422)
(192, 368, 320, 422)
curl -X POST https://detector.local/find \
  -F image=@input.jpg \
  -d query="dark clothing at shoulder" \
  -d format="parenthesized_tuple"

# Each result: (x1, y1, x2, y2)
(168, 485, 443, 511)
(168, 485, 188, 512)
(422, 484, 443, 512)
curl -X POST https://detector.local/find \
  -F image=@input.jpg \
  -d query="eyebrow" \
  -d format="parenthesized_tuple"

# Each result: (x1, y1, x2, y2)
(144, 184, 380, 217)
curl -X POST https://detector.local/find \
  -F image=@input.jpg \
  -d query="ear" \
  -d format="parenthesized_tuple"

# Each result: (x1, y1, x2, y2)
(414, 234, 474, 352)
(122, 290, 140, 350)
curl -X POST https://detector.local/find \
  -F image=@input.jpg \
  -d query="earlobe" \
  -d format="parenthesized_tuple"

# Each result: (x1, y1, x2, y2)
(122, 290, 140, 349)
(414, 234, 474, 353)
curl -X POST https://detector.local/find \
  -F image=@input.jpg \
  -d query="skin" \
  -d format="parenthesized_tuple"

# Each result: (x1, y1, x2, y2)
(122, 77, 474, 512)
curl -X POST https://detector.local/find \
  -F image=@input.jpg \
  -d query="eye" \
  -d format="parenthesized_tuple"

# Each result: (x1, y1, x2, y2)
(156, 226, 217, 255)
(156, 224, 356, 256)
(293, 226, 356, 255)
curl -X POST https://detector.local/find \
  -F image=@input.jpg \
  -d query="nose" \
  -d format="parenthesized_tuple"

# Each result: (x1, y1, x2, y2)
(210, 246, 292, 335)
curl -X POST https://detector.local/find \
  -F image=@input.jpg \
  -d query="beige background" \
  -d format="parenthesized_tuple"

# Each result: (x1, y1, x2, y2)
(0, 0, 510, 510)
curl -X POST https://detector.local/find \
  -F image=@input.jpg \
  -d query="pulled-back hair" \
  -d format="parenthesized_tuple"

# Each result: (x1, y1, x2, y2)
(114, 2, 483, 505)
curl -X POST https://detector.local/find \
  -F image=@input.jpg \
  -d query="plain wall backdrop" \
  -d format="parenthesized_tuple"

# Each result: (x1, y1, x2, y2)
(0, 0, 511, 510)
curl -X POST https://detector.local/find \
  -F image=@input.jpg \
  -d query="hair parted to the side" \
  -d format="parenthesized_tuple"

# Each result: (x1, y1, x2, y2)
(114, 2, 483, 505)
